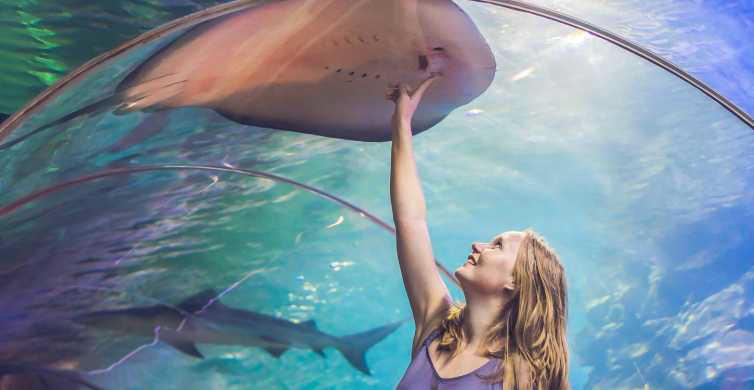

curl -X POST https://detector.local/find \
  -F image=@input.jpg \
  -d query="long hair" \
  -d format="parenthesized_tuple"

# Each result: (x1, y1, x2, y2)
(437, 229, 569, 389)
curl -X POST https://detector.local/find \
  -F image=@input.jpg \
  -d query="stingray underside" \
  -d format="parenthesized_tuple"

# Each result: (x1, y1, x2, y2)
(116, 0, 496, 141)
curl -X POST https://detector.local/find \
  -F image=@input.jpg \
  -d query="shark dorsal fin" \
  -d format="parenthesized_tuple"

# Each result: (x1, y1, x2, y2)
(160, 330, 204, 359)
(300, 319, 317, 330)
(178, 288, 221, 313)
(263, 347, 288, 358)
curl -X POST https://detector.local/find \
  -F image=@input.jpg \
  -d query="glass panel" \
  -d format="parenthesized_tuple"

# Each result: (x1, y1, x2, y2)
(1, 1, 752, 389)
(520, 0, 754, 121)
(0, 0, 231, 114)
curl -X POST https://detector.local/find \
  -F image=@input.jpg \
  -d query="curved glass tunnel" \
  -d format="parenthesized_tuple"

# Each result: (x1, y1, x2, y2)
(1, 1, 753, 389)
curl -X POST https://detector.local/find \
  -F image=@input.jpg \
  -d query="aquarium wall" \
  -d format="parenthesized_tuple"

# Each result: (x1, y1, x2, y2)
(0, 1, 753, 389)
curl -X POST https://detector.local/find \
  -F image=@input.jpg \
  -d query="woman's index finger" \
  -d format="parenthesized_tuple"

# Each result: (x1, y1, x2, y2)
(412, 75, 438, 99)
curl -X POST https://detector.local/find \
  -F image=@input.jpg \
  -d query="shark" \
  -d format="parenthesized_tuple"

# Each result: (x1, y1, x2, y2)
(74, 289, 404, 375)
(0, 362, 102, 390)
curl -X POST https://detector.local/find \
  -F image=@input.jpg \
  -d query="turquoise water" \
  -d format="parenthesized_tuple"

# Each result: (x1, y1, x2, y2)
(1, 1, 753, 389)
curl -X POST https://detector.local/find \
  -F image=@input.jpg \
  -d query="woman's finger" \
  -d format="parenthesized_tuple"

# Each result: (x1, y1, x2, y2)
(411, 75, 438, 100)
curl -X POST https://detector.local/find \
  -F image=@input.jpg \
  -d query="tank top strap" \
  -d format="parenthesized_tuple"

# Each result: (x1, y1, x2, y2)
(412, 327, 444, 360)
(423, 326, 444, 348)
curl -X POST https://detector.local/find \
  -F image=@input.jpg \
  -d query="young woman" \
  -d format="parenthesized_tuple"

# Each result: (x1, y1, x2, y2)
(387, 76, 569, 390)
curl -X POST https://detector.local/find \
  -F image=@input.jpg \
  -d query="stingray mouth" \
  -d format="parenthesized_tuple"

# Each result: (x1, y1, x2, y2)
(418, 55, 429, 71)
(418, 48, 449, 73)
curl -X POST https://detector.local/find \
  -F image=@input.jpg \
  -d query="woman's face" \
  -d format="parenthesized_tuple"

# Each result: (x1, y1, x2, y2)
(455, 230, 525, 296)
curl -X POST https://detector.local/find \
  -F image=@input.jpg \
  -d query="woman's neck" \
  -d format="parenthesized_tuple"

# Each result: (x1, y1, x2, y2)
(462, 292, 509, 352)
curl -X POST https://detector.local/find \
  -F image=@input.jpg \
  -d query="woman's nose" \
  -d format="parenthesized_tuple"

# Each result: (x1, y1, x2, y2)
(472, 242, 488, 252)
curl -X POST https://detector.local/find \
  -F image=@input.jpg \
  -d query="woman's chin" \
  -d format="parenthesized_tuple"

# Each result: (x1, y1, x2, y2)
(454, 267, 470, 283)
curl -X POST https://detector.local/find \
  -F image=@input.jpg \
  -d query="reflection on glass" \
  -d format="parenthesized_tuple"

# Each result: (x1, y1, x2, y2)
(0, 0, 752, 389)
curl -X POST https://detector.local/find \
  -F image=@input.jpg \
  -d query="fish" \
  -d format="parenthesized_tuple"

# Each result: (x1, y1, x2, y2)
(0, 0, 494, 149)
(74, 289, 404, 375)
(0, 362, 102, 390)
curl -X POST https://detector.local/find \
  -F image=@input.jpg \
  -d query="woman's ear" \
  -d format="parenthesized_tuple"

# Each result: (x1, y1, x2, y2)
(502, 281, 515, 293)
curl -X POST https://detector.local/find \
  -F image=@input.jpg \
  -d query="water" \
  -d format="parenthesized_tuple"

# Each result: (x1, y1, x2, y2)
(1, 1, 753, 389)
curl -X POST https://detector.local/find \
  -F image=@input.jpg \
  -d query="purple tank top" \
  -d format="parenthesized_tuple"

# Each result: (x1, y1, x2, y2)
(396, 328, 501, 389)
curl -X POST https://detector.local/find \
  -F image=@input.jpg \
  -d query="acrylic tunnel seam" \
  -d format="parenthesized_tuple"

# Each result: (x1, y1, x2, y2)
(468, 0, 754, 130)
(0, 163, 460, 287)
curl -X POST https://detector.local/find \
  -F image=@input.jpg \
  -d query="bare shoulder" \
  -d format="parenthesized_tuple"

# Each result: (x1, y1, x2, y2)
(410, 297, 452, 358)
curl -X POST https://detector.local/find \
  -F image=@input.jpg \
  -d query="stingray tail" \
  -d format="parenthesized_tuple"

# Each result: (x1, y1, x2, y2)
(0, 95, 118, 151)
(335, 320, 405, 375)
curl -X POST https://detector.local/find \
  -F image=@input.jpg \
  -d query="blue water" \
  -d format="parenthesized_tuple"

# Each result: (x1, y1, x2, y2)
(0, 1, 753, 389)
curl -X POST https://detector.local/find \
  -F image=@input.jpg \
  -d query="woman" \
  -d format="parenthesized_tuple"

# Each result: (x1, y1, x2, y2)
(387, 75, 569, 390)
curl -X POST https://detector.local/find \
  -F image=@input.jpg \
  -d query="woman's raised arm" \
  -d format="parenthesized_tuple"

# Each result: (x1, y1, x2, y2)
(387, 76, 452, 356)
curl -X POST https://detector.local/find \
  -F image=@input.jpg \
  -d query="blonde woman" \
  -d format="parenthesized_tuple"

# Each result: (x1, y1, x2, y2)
(388, 76, 569, 390)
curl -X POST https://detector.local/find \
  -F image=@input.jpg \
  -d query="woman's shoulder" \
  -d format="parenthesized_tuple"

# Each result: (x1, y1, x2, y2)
(411, 325, 442, 358)
(411, 311, 449, 359)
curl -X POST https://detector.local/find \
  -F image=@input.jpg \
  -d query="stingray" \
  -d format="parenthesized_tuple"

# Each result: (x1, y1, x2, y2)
(0, 0, 495, 149)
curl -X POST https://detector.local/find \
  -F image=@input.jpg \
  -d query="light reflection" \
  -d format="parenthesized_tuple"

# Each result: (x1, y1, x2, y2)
(510, 66, 535, 81)
(271, 189, 299, 203)
(628, 343, 648, 358)
(326, 215, 344, 229)
(561, 30, 590, 46)
(465, 108, 484, 117)
(329, 261, 354, 272)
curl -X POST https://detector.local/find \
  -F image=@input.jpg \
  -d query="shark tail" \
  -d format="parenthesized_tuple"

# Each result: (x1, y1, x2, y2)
(0, 94, 119, 151)
(336, 320, 405, 376)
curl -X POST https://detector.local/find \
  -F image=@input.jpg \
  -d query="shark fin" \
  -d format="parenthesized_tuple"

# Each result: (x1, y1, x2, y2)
(298, 320, 324, 357)
(300, 319, 318, 330)
(262, 346, 288, 358)
(161, 331, 204, 359)
(336, 319, 406, 375)
(178, 288, 222, 313)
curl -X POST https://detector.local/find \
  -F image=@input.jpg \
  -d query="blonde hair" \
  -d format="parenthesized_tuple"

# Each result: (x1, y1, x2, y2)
(437, 229, 569, 389)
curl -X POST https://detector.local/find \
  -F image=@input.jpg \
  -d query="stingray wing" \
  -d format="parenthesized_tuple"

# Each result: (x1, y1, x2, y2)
(119, 0, 495, 141)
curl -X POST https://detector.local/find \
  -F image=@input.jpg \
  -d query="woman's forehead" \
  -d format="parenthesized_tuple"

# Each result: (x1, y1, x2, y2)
(493, 230, 524, 241)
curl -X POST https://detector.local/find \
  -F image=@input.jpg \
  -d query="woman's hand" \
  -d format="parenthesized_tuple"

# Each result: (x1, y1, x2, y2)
(386, 74, 440, 128)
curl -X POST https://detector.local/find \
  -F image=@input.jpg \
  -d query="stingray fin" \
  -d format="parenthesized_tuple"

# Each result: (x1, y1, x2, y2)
(262, 346, 288, 358)
(178, 288, 222, 312)
(117, 72, 187, 112)
(0, 95, 117, 151)
(161, 331, 204, 359)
